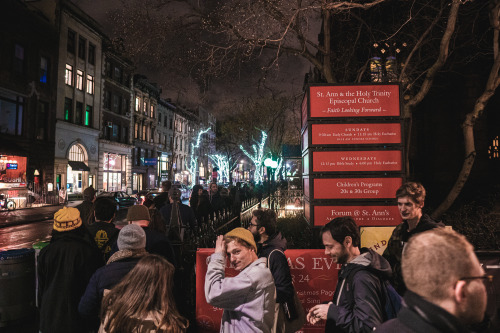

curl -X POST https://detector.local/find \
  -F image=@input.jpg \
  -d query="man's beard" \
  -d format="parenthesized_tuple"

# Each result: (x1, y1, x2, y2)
(252, 230, 261, 243)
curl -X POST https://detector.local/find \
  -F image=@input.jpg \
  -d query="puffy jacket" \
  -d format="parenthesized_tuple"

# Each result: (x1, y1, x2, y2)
(326, 249, 392, 333)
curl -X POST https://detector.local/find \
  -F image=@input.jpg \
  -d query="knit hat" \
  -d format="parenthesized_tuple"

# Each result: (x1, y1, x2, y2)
(126, 205, 150, 222)
(53, 207, 82, 232)
(225, 227, 257, 253)
(168, 187, 181, 201)
(117, 224, 146, 250)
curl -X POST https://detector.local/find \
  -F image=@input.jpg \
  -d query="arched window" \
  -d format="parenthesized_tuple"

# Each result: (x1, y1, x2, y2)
(69, 144, 85, 161)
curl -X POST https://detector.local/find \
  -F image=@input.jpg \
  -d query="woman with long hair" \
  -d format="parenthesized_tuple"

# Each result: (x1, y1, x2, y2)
(99, 254, 188, 333)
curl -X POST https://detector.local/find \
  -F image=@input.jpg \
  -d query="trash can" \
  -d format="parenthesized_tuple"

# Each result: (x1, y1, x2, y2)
(33, 241, 49, 307)
(0, 248, 36, 327)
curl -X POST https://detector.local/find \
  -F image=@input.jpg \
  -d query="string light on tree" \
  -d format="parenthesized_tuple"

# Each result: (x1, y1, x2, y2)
(188, 127, 211, 187)
(239, 130, 267, 183)
(209, 154, 230, 183)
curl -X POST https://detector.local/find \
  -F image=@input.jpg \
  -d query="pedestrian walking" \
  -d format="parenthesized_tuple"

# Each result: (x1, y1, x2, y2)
(76, 186, 96, 226)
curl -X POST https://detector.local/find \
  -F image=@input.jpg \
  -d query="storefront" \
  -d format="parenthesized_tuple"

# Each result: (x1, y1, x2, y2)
(0, 154, 28, 208)
(66, 144, 90, 194)
(157, 153, 170, 184)
(103, 153, 127, 192)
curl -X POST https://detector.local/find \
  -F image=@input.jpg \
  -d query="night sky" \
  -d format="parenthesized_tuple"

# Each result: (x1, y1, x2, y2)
(72, 0, 311, 116)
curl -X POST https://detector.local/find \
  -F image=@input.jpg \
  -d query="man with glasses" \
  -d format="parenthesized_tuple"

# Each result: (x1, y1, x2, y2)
(248, 209, 295, 332)
(375, 228, 490, 332)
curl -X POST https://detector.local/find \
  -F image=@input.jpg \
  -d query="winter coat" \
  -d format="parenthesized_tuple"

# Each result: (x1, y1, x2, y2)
(205, 253, 276, 333)
(152, 192, 169, 210)
(87, 221, 120, 262)
(193, 192, 211, 225)
(325, 249, 392, 333)
(258, 232, 294, 304)
(38, 227, 104, 333)
(78, 249, 146, 330)
(143, 227, 177, 266)
(209, 191, 225, 217)
(383, 214, 444, 294)
(374, 290, 472, 333)
(75, 199, 94, 226)
(159, 202, 197, 230)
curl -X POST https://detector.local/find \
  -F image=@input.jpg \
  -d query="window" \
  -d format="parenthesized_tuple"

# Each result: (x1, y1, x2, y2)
(134, 123, 138, 139)
(78, 36, 86, 60)
(164, 116, 168, 127)
(113, 95, 120, 113)
(40, 57, 48, 83)
(169, 118, 173, 129)
(142, 124, 146, 141)
(69, 144, 85, 162)
(67, 29, 76, 54)
(158, 113, 162, 125)
(122, 97, 128, 114)
(75, 101, 83, 125)
(105, 62, 112, 77)
(143, 101, 147, 115)
(76, 70, 83, 90)
(65, 64, 73, 86)
(85, 105, 92, 127)
(112, 124, 120, 140)
(36, 101, 48, 140)
(88, 43, 95, 65)
(64, 97, 73, 122)
(86, 74, 94, 94)
(122, 126, 128, 143)
(0, 95, 23, 136)
(104, 91, 111, 109)
(114, 66, 122, 83)
(135, 97, 140, 111)
(150, 105, 154, 118)
(14, 44, 24, 74)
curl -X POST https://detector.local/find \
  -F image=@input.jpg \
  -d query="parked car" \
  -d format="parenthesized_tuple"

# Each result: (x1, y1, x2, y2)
(98, 191, 137, 208)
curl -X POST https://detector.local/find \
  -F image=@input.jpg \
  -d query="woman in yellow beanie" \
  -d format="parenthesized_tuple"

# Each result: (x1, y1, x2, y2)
(38, 207, 104, 333)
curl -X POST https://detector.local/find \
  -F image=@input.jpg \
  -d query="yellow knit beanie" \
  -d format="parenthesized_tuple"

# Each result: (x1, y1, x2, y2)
(53, 207, 82, 232)
(225, 227, 257, 253)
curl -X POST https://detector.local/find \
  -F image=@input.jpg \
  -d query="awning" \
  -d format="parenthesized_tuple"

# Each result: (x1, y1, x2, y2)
(68, 161, 90, 171)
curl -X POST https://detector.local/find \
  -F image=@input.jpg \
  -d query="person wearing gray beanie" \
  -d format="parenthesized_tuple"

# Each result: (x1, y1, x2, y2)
(117, 224, 146, 250)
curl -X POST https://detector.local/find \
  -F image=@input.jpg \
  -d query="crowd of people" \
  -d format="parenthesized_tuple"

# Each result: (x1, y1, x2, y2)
(35, 181, 493, 333)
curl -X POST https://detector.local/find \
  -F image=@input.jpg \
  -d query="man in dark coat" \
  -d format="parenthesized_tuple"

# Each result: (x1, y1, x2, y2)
(208, 182, 225, 218)
(152, 180, 172, 210)
(248, 208, 294, 333)
(38, 207, 103, 333)
(375, 228, 488, 333)
(383, 182, 444, 294)
(307, 216, 391, 333)
(79, 224, 148, 330)
(75, 186, 95, 226)
(160, 187, 197, 232)
(87, 197, 120, 262)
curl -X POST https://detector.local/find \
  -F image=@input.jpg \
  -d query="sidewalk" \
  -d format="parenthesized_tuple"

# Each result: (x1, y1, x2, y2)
(0, 201, 82, 228)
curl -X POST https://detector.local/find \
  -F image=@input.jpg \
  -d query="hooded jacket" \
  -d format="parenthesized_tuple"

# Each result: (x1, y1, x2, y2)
(383, 214, 444, 294)
(374, 290, 472, 333)
(326, 248, 392, 333)
(38, 227, 104, 333)
(205, 253, 276, 333)
(258, 232, 294, 303)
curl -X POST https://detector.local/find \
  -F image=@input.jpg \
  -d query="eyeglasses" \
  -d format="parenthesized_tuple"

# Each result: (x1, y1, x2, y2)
(458, 274, 493, 285)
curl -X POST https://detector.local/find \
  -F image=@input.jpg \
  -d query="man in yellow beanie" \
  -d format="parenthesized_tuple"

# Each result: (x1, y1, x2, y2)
(205, 227, 276, 332)
(38, 207, 103, 333)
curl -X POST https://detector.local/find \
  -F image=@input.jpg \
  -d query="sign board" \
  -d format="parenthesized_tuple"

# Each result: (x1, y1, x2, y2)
(313, 177, 402, 200)
(360, 226, 396, 255)
(311, 123, 402, 145)
(314, 205, 400, 227)
(309, 85, 400, 118)
(196, 249, 339, 333)
(312, 150, 402, 173)
(142, 158, 157, 166)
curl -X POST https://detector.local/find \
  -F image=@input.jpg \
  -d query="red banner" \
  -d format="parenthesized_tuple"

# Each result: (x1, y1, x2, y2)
(196, 249, 339, 333)
(313, 177, 402, 199)
(309, 85, 400, 118)
(312, 150, 402, 172)
(314, 205, 400, 226)
(311, 123, 402, 145)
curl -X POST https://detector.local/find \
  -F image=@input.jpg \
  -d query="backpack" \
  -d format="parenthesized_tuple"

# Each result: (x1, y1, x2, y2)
(345, 268, 402, 321)
(381, 279, 403, 320)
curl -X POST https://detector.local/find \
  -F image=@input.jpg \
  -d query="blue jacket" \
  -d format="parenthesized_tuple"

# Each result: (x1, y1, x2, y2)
(78, 250, 145, 329)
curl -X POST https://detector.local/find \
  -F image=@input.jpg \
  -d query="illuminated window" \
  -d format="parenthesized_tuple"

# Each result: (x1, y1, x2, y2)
(85, 105, 92, 127)
(135, 97, 140, 111)
(69, 144, 85, 162)
(65, 64, 73, 86)
(64, 97, 73, 121)
(134, 122, 138, 139)
(76, 70, 83, 90)
(488, 136, 499, 159)
(150, 105, 154, 118)
(86, 74, 94, 94)
(143, 101, 147, 115)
